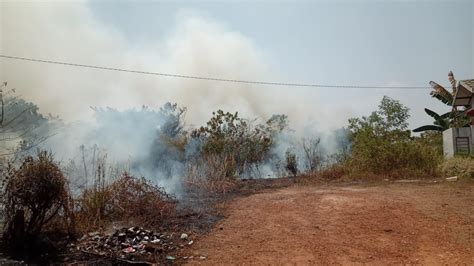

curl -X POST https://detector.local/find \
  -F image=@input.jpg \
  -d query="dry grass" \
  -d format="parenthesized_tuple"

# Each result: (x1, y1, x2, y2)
(185, 154, 237, 195)
(307, 160, 441, 182)
(74, 173, 177, 233)
(317, 164, 347, 180)
(108, 174, 177, 226)
(440, 157, 474, 179)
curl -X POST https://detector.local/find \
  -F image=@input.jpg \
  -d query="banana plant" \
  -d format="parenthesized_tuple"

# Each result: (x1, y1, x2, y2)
(413, 108, 451, 132)
(414, 72, 469, 132)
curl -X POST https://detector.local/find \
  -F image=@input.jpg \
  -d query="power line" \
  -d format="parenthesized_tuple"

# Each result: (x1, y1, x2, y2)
(0, 54, 431, 90)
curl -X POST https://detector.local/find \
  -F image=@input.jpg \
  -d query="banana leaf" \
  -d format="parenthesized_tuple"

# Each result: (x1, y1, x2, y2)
(412, 125, 445, 132)
(429, 81, 453, 105)
(439, 112, 452, 119)
(433, 119, 449, 129)
(424, 108, 440, 120)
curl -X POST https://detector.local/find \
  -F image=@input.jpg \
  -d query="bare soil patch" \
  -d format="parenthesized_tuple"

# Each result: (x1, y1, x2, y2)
(188, 180, 473, 265)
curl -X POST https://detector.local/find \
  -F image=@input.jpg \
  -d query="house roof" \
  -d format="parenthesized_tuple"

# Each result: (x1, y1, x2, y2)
(459, 80, 474, 92)
(453, 79, 474, 107)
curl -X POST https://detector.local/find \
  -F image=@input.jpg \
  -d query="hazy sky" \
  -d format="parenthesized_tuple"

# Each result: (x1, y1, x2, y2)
(90, 0, 473, 84)
(1, 0, 473, 132)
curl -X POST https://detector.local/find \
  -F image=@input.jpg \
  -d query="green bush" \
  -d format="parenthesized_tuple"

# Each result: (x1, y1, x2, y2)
(440, 157, 474, 179)
(347, 96, 442, 178)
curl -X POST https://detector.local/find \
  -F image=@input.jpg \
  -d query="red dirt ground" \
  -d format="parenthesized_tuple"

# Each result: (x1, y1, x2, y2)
(187, 180, 473, 265)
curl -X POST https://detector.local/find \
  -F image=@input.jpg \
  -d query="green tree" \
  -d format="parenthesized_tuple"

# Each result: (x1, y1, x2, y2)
(348, 96, 441, 176)
(349, 96, 410, 140)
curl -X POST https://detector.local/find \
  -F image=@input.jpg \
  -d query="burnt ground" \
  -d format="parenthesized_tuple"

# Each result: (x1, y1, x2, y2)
(1, 178, 472, 265)
(0, 178, 296, 265)
(186, 179, 474, 265)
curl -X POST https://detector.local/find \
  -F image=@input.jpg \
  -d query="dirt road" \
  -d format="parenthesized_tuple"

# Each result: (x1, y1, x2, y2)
(189, 181, 473, 265)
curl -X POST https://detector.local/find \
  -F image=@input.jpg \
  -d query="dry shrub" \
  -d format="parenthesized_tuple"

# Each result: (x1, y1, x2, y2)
(107, 174, 177, 226)
(318, 164, 347, 180)
(75, 173, 176, 232)
(285, 150, 298, 177)
(185, 154, 237, 195)
(440, 157, 474, 179)
(1, 151, 71, 255)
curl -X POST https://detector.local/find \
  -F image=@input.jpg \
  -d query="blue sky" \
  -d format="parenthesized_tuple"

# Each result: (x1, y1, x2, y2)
(1, 0, 473, 131)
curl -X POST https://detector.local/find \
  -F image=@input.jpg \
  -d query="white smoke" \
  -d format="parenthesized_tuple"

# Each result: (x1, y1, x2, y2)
(0, 1, 348, 193)
(0, 1, 264, 123)
(0, 0, 348, 130)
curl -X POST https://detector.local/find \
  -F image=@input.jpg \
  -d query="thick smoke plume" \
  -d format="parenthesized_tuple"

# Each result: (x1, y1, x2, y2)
(1, 1, 350, 130)
(1, 1, 349, 194)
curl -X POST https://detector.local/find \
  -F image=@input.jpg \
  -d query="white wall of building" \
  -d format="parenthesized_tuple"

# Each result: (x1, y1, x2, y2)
(443, 127, 473, 158)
